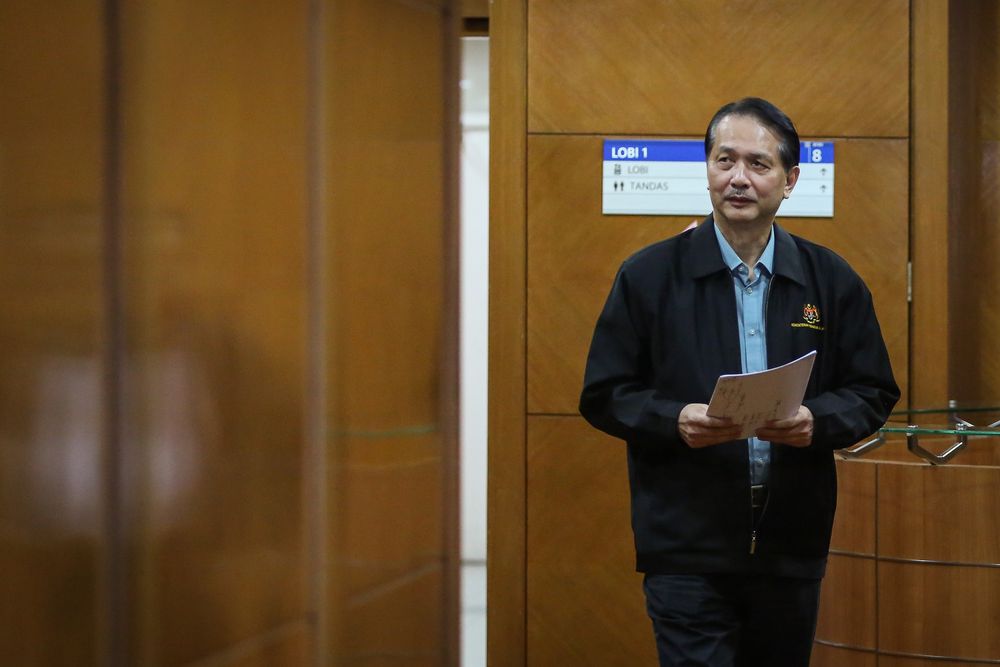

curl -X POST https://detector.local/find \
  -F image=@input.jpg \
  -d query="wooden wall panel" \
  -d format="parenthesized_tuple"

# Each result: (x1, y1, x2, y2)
(325, 1, 458, 664)
(810, 643, 876, 667)
(949, 1, 1000, 404)
(119, 2, 311, 664)
(0, 2, 107, 665)
(527, 416, 655, 666)
(877, 464, 1000, 563)
(326, 0, 446, 430)
(879, 657, 992, 667)
(528, 135, 909, 415)
(337, 435, 444, 597)
(527, 0, 909, 137)
(814, 555, 876, 650)
(980, 2, 1000, 142)
(339, 566, 444, 663)
(488, 0, 529, 664)
(910, 0, 951, 407)
(0, 1, 460, 664)
(334, 434, 446, 661)
(829, 460, 876, 555)
(462, 0, 489, 18)
(206, 621, 312, 667)
(879, 560, 1000, 661)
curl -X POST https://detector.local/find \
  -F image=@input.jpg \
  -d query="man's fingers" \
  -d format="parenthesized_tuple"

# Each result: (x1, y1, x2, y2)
(761, 416, 801, 430)
(686, 425, 743, 447)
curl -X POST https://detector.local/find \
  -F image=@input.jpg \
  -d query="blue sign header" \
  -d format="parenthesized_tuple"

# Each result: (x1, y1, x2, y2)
(603, 140, 704, 162)
(799, 141, 834, 164)
(603, 139, 834, 164)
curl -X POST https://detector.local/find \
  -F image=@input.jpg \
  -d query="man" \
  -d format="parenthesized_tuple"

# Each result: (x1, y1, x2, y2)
(579, 97, 899, 666)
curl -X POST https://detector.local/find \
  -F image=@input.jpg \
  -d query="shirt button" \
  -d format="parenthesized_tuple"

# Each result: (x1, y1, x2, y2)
(745, 287, 753, 294)
(748, 329, 757, 336)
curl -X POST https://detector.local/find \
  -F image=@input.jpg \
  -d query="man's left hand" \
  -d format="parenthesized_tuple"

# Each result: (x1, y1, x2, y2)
(755, 406, 814, 447)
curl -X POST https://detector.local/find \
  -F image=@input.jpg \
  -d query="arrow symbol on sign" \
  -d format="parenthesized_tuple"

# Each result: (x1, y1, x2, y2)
(821, 184, 827, 193)
(821, 168, 827, 176)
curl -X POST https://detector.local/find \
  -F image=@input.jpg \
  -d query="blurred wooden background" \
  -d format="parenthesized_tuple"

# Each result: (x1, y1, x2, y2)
(0, 1, 460, 665)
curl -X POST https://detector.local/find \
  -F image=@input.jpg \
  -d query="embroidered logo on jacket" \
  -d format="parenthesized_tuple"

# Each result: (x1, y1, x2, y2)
(791, 303, 825, 330)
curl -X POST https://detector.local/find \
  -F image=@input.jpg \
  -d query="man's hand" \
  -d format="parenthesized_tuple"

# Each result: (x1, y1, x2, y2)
(678, 403, 742, 448)
(755, 405, 814, 447)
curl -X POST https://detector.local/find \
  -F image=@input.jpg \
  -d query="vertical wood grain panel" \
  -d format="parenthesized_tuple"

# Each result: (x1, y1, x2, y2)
(878, 656, 993, 667)
(488, 1, 528, 665)
(324, 1, 459, 663)
(527, 0, 909, 137)
(0, 2, 107, 664)
(526, 416, 655, 667)
(0, 2, 461, 663)
(814, 555, 876, 650)
(829, 460, 876, 555)
(462, 0, 489, 18)
(810, 644, 876, 667)
(119, 2, 311, 664)
(182, 621, 312, 667)
(948, 2, 1000, 404)
(878, 464, 1000, 564)
(879, 560, 1000, 660)
(910, 0, 951, 407)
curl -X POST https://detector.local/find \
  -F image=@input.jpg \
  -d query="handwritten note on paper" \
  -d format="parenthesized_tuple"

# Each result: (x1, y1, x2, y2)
(706, 350, 817, 438)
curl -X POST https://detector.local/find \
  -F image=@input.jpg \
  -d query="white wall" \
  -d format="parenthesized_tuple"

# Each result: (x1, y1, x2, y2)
(459, 35, 489, 667)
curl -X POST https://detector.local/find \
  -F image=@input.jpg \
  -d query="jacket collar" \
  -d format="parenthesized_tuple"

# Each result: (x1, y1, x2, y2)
(686, 214, 805, 285)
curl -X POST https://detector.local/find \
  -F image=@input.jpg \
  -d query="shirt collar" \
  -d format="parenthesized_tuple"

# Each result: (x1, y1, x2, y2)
(713, 223, 775, 276)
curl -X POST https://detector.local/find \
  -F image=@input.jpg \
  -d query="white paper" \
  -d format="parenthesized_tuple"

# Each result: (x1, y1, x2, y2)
(706, 350, 817, 438)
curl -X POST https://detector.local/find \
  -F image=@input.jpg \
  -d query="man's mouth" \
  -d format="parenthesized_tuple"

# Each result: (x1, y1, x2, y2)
(726, 194, 755, 204)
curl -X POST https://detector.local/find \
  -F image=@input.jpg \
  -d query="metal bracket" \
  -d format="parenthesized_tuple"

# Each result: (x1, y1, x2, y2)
(906, 423, 968, 465)
(838, 431, 886, 459)
(838, 400, 997, 464)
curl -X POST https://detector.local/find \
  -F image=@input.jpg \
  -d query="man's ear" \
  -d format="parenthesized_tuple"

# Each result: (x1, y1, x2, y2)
(783, 165, 801, 199)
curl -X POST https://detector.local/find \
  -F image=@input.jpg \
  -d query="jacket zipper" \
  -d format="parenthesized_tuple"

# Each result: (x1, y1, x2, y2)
(749, 488, 772, 554)
(750, 276, 775, 555)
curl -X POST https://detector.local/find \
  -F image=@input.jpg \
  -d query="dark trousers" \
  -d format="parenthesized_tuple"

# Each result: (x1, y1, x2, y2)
(643, 572, 822, 667)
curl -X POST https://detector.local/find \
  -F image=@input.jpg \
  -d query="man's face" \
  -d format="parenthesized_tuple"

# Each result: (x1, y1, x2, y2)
(706, 114, 799, 229)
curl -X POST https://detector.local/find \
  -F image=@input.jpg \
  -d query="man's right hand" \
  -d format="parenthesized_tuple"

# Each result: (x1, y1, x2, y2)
(678, 403, 742, 448)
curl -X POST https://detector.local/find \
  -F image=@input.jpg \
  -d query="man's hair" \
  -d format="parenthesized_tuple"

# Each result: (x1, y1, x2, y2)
(704, 97, 800, 171)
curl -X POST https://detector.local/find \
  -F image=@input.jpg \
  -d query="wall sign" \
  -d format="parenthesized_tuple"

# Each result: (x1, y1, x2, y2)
(602, 139, 834, 218)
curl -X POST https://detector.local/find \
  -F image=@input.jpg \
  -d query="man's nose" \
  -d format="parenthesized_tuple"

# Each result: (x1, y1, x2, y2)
(730, 163, 750, 187)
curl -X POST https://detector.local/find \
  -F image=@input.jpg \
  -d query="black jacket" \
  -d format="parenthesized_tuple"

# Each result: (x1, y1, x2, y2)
(579, 218, 899, 578)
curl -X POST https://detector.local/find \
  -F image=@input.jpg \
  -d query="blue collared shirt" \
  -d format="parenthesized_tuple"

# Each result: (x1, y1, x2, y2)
(714, 224, 774, 485)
